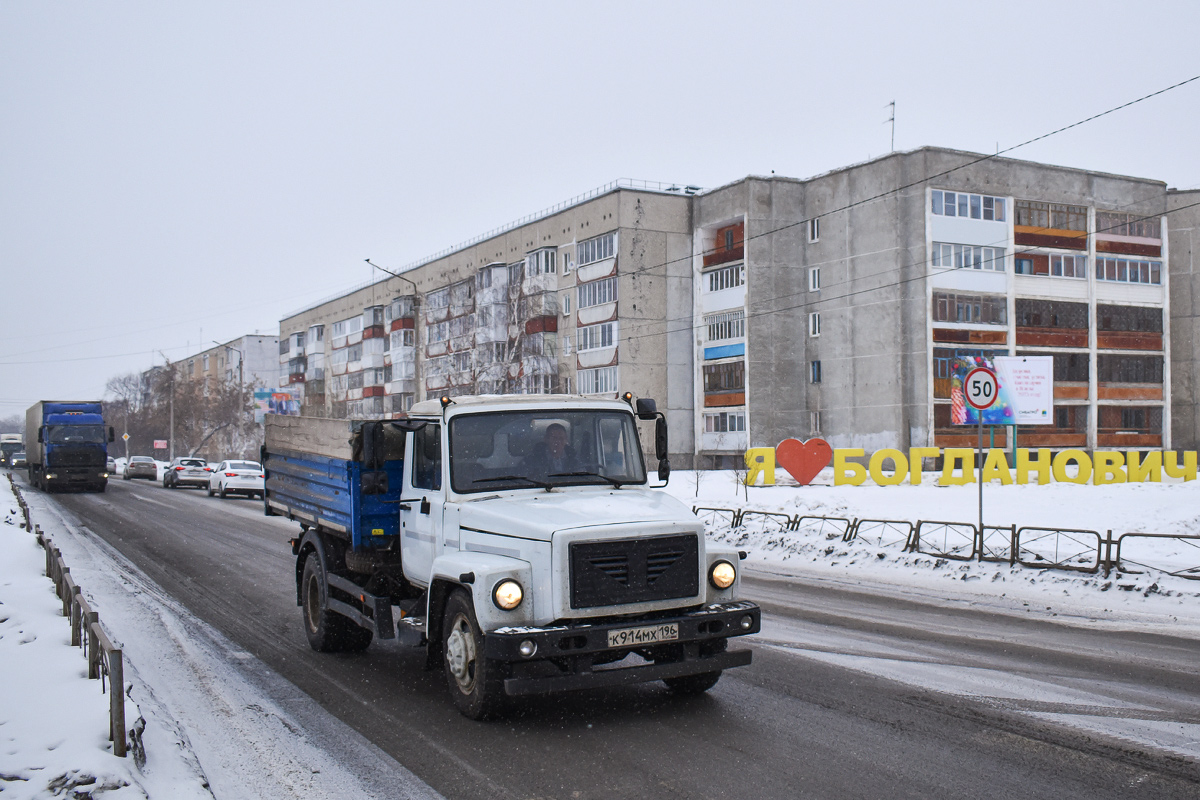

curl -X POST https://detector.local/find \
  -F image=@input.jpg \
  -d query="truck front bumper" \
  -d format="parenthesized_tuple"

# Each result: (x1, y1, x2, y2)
(483, 600, 760, 697)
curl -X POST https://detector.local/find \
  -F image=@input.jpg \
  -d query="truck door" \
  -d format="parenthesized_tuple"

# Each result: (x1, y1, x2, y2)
(401, 422, 443, 586)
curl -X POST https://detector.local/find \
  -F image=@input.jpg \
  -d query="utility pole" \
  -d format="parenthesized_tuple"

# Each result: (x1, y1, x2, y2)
(215, 340, 245, 453)
(887, 101, 896, 152)
(367, 259, 422, 411)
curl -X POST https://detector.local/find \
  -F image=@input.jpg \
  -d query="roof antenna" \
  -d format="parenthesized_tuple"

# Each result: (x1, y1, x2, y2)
(886, 101, 896, 152)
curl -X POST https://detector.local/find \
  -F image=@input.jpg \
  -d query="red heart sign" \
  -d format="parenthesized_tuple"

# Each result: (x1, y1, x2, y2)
(775, 438, 832, 486)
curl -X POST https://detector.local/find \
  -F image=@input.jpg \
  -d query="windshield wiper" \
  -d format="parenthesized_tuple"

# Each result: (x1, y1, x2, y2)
(547, 471, 625, 488)
(471, 475, 554, 491)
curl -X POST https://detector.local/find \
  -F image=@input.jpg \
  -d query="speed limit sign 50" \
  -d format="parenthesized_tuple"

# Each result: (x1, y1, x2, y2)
(963, 367, 998, 410)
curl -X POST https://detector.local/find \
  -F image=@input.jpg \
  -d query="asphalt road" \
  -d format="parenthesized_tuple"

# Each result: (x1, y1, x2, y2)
(37, 476, 1200, 798)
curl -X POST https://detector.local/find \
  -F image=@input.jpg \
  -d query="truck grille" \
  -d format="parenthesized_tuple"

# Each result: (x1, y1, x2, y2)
(569, 534, 699, 609)
(48, 449, 102, 467)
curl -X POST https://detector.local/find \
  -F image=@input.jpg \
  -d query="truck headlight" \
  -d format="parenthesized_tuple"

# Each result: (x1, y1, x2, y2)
(492, 579, 524, 610)
(709, 560, 736, 589)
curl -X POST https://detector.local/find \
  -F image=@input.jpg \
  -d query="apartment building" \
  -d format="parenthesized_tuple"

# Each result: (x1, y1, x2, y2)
(177, 335, 282, 393)
(691, 148, 1181, 465)
(278, 151, 1200, 467)
(278, 180, 697, 460)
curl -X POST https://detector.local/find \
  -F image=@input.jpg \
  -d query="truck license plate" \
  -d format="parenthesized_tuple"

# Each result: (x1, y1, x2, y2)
(607, 623, 678, 648)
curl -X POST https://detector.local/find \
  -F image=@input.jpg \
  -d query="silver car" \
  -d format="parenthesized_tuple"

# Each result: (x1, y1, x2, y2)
(164, 457, 212, 489)
(123, 456, 157, 481)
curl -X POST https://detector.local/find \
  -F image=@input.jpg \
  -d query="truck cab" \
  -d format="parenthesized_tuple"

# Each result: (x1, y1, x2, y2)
(268, 394, 759, 718)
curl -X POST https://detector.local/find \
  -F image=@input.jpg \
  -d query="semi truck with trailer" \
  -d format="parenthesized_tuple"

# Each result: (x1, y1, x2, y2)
(263, 393, 760, 718)
(25, 401, 115, 492)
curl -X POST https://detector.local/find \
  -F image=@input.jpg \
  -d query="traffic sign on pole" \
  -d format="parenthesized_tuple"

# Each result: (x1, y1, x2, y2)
(964, 367, 998, 411)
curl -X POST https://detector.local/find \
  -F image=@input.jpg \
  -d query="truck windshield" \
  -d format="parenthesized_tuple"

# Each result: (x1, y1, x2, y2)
(449, 410, 646, 494)
(46, 425, 106, 444)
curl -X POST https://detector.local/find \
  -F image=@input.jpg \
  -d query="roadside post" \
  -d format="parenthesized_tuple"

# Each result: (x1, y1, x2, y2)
(963, 367, 998, 538)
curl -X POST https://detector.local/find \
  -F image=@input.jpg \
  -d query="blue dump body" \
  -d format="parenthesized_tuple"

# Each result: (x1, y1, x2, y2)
(265, 447, 404, 551)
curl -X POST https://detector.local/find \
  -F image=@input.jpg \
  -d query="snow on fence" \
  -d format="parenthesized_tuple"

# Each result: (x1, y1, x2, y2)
(7, 475, 128, 758)
(692, 503, 1200, 580)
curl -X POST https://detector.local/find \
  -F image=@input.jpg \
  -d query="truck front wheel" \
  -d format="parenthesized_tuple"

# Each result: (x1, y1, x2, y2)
(442, 590, 504, 720)
(301, 555, 372, 653)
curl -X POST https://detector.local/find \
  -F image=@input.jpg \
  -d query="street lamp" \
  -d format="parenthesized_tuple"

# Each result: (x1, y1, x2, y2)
(215, 340, 245, 432)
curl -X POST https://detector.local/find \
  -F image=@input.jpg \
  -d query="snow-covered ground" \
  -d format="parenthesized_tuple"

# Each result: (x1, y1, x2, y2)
(663, 468, 1200, 637)
(0, 475, 441, 800)
(3, 468, 1200, 797)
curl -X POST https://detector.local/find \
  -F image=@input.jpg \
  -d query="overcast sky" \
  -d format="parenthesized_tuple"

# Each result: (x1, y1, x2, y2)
(2, 1, 1198, 415)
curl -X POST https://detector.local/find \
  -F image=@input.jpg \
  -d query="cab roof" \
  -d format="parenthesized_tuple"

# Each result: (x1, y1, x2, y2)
(407, 393, 635, 418)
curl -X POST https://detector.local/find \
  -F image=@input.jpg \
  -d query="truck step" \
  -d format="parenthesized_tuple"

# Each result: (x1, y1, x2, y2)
(397, 615, 427, 647)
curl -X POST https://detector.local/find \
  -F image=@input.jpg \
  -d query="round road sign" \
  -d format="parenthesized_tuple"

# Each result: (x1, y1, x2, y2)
(963, 367, 998, 410)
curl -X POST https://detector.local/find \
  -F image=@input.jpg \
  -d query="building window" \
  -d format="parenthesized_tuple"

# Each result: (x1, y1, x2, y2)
(932, 291, 1007, 325)
(1096, 257, 1161, 285)
(1014, 200, 1087, 232)
(477, 268, 491, 289)
(931, 190, 1006, 221)
(577, 276, 617, 308)
(562, 251, 573, 274)
(1097, 304, 1163, 333)
(704, 411, 746, 433)
(577, 231, 616, 266)
(705, 309, 745, 341)
(1097, 354, 1163, 383)
(1015, 299, 1088, 329)
(809, 267, 821, 291)
(931, 242, 1006, 272)
(578, 366, 618, 394)
(577, 322, 616, 351)
(1098, 405, 1162, 434)
(526, 248, 556, 276)
(202, 355, 209, 371)
(706, 263, 745, 292)
(809, 312, 821, 337)
(561, 376, 572, 394)
(562, 292, 571, 316)
(1096, 211, 1160, 239)
(810, 411, 821, 435)
(703, 361, 745, 394)
(808, 218, 820, 243)
(810, 360, 822, 384)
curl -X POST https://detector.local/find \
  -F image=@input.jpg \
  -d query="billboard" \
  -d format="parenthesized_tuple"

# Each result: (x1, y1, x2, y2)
(950, 354, 1053, 425)
(254, 388, 301, 423)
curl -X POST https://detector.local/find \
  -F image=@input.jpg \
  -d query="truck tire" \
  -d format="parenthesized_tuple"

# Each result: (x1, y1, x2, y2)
(663, 671, 722, 695)
(301, 555, 372, 653)
(442, 590, 505, 720)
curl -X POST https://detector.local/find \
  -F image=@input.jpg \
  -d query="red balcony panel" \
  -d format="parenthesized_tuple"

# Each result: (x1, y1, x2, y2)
(363, 386, 385, 397)
(1097, 331, 1162, 350)
(363, 325, 386, 339)
(525, 316, 558, 335)
(1015, 328, 1088, 348)
(389, 318, 415, 331)
(1096, 239, 1161, 258)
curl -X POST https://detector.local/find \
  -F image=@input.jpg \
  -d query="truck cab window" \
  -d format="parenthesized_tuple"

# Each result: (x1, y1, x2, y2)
(412, 423, 442, 491)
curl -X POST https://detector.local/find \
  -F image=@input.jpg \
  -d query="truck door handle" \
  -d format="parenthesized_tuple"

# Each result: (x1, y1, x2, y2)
(398, 503, 411, 511)
(420, 497, 431, 515)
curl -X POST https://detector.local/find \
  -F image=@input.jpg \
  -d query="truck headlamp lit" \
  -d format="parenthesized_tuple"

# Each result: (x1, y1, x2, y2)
(492, 579, 524, 610)
(709, 560, 736, 589)
(45, 473, 57, 480)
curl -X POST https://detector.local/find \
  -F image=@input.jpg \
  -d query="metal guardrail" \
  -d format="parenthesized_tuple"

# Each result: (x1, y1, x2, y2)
(913, 521, 977, 561)
(846, 519, 914, 549)
(691, 502, 1200, 580)
(1112, 532, 1200, 579)
(8, 475, 128, 757)
(1016, 526, 1101, 572)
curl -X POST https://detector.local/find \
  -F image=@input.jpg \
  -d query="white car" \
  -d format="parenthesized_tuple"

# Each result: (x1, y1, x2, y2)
(208, 460, 264, 499)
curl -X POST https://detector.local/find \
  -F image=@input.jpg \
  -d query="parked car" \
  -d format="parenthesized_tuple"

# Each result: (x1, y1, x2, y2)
(123, 456, 158, 481)
(164, 457, 213, 489)
(106, 456, 116, 473)
(12, 452, 27, 468)
(208, 460, 264, 499)
(112, 457, 127, 475)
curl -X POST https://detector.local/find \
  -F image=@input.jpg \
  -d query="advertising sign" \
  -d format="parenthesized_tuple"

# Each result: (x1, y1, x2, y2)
(254, 388, 300, 422)
(950, 354, 1054, 426)
(993, 356, 1054, 425)
(152, 439, 168, 449)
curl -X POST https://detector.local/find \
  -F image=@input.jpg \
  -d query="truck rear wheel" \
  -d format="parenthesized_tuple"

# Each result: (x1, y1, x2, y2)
(442, 590, 505, 720)
(301, 555, 372, 653)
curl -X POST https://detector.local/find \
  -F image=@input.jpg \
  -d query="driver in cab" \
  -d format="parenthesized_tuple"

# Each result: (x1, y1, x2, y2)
(527, 422, 581, 478)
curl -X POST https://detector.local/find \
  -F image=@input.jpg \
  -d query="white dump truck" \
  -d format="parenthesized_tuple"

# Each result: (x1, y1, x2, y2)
(263, 393, 760, 718)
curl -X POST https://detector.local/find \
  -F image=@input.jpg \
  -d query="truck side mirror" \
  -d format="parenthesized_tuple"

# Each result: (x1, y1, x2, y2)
(657, 457, 671, 482)
(108, 427, 115, 443)
(635, 398, 658, 421)
(654, 416, 668, 461)
(362, 421, 386, 470)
